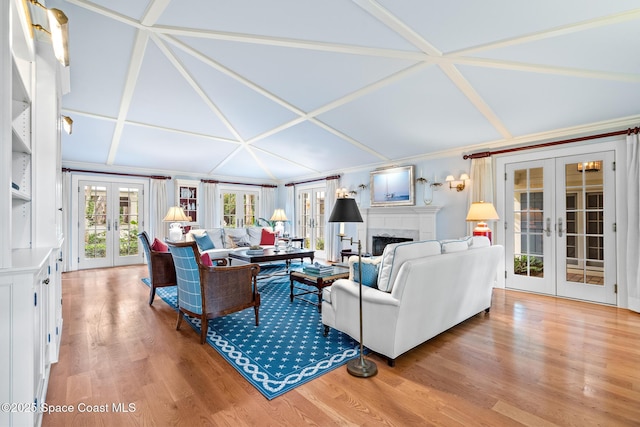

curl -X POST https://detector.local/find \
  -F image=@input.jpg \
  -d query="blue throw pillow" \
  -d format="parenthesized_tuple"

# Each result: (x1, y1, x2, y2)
(194, 232, 215, 251)
(353, 262, 378, 288)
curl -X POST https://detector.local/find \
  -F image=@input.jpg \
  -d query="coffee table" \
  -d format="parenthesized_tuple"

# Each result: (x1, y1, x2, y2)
(290, 265, 350, 312)
(228, 247, 315, 274)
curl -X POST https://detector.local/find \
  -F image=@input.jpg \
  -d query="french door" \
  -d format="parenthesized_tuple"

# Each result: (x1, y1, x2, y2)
(221, 188, 258, 228)
(504, 151, 616, 304)
(297, 186, 326, 260)
(79, 181, 144, 269)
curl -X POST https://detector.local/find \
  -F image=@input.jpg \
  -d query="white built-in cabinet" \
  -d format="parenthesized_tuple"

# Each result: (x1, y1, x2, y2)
(1, 0, 65, 426)
(176, 179, 200, 226)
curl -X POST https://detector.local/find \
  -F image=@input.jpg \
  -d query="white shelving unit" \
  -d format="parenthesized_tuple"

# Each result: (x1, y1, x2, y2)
(1, 1, 65, 425)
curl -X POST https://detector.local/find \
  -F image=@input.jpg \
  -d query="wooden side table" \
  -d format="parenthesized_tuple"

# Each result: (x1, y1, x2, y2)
(290, 266, 349, 312)
(341, 249, 358, 262)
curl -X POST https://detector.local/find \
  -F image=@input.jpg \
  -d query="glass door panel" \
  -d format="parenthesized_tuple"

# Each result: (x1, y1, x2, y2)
(506, 161, 554, 295)
(222, 190, 258, 228)
(297, 186, 326, 259)
(504, 152, 616, 305)
(556, 154, 615, 304)
(79, 181, 143, 269)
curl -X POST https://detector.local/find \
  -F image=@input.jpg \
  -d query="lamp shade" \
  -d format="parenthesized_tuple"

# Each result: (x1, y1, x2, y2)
(328, 198, 363, 223)
(270, 209, 288, 222)
(466, 202, 499, 222)
(163, 206, 190, 222)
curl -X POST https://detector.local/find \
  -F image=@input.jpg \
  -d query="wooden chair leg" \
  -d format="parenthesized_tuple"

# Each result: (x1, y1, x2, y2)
(176, 311, 183, 330)
(200, 316, 208, 344)
(149, 287, 156, 305)
(254, 306, 259, 326)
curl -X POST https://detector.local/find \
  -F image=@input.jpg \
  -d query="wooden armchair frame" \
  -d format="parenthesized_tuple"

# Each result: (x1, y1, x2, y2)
(138, 231, 177, 305)
(167, 241, 261, 344)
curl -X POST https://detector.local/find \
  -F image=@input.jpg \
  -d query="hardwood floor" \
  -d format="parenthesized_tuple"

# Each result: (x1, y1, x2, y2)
(44, 265, 640, 426)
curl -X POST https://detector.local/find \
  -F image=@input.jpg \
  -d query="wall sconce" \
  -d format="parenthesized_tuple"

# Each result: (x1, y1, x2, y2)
(336, 187, 349, 198)
(29, 0, 70, 67)
(445, 173, 469, 192)
(62, 115, 73, 134)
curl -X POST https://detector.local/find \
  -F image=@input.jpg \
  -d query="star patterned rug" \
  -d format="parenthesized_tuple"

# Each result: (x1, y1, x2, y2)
(143, 263, 361, 399)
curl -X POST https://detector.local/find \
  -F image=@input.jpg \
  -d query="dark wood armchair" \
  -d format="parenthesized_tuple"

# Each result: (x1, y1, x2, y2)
(138, 231, 177, 305)
(167, 241, 261, 344)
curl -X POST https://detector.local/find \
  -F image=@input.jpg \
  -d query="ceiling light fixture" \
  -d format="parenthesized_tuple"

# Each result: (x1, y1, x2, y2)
(61, 115, 73, 134)
(29, 0, 70, 67)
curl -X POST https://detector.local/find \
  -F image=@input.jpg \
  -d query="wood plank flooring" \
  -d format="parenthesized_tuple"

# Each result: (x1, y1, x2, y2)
(43, 265, 640, 426)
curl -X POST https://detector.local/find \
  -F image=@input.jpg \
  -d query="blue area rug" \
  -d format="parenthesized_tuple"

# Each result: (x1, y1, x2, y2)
(142, 263, 360, 399)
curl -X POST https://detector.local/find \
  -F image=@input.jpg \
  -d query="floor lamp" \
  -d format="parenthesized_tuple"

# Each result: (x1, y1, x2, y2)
(328, 197, 378, 378)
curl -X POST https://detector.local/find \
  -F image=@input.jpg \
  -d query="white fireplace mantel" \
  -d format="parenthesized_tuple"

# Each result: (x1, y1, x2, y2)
(356, 205, 442, 253)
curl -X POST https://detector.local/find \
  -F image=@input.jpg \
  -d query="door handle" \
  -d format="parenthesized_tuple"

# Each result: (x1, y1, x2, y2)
(107, 219, 111, 231)
(557, 218, 565, 237)
(114, 220, 119, 231)
(544, 217, 552, 237)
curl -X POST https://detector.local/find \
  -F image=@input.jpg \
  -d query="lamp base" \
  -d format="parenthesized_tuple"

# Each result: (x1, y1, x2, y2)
(473, 222, 492, 244)
(347, 357, 378, 378)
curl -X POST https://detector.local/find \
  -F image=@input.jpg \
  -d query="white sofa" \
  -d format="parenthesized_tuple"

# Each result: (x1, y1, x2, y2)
(321, 236, 504, 365)
(186, 226, 277, 259)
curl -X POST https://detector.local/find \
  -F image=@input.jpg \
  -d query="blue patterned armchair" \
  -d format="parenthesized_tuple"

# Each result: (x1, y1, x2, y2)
(167, 241, 261, 344)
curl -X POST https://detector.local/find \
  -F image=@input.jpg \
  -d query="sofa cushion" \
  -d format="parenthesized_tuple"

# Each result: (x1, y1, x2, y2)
(469, 235, 491, 248)
(151, 237, 168, 252)
(194, 232, 215, 251)
(353, 262, 379, 288)
(188, 228, 225, 250)
(246, 227, 264, 246)
(225, 228, 251, 247)
(260, 228, 276, 245)
(442, 240, 469, 253)
(377, 240, 441, 292)
(201, 252, 213, 267)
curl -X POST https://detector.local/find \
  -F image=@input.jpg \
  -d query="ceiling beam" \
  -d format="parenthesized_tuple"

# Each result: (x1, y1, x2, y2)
(351, 0, 441, 56)
(439, 63, 512, 140)
(450, 8, 640, 57)
(107, 30, 149, 165)
(140, 0, 171, 27)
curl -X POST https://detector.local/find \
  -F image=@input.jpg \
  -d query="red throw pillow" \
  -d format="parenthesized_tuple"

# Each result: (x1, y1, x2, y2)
(151, 238, 169, 252)
(260, 228, 275, 245)
(201, 253, 213, 267)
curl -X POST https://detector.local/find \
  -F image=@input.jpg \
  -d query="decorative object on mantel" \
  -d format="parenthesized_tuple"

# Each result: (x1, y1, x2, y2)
(329, 195, 378, 378)
(445, 173, 470, 192)
(163, 206, 190, 242)
(466, 201, 500, 243)
(370, 165, 415, 207)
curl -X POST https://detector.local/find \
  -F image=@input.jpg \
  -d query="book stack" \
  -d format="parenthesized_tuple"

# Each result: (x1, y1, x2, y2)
(303, 264, 333, 275)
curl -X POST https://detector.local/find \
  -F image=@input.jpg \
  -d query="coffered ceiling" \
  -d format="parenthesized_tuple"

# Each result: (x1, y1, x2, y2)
(47, 0, 640, 182)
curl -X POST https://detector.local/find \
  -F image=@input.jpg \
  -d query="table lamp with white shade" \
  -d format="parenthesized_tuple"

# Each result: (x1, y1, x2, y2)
(163, 206, 190, 242)
(270, 209, 287, 236)
(466, 201, 500, 243)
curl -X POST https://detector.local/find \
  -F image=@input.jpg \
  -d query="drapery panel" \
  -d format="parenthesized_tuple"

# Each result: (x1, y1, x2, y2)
(62, 170, 71, 272)
(325, 178, 340, 262)
(150, 179, 168, 240)
(202, 182, 219, 228)
(286, 185, 295, 237)
(261, 186, 276, 228)
(467, 157, 495, 235)
(626, 132, 640, 313)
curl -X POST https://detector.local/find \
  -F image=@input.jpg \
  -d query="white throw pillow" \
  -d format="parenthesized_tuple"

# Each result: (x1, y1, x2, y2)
(188, 228, 224, 249)
(377, 240, 441, 292)
(442, 240, 469, 253)
(224, 228, 250, 248)
(469, 235, 491, 248)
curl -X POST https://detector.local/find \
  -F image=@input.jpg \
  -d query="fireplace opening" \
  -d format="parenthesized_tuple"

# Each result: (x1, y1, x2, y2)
(372, 235, 413, 256)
